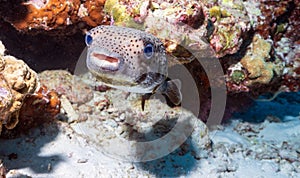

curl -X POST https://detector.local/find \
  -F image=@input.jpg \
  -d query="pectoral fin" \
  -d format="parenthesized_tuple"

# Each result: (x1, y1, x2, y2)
(162, 79, 182, 106)
(141, 79, 182, 110)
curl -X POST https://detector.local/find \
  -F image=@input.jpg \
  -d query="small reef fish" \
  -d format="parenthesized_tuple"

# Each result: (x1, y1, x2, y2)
(85, 25, 182, 109)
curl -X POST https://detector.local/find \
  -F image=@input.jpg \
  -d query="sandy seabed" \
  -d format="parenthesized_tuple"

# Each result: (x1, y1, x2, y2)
(1, 88, 299, 178)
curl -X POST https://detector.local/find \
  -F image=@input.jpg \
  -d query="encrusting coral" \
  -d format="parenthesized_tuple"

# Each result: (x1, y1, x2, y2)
(208, 0, 251, 58)
(240, 35, 275, 86)
(0, 0, 109, 33)
(16, 86, 60, 134)
(226, 34, 285, 92)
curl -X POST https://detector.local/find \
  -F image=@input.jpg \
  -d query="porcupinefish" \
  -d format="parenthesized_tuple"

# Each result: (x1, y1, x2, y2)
(85, 25, 182, 110)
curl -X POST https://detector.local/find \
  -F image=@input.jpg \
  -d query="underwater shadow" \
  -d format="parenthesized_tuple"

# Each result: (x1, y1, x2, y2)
(0, 19, 85, 72)
(136, 141, 198, 177)
(134, 118, 199, 177)
(0, 0, 28, 25)
(0, 123, 64, 174)
(233, 92, 300, 123)
(0, 0, 86, 73)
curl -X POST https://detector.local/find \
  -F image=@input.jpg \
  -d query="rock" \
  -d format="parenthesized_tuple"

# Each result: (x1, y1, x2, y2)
(39, 70, 93, 105)
(0, 41, 39, 134)
(0, 74, 13, 133)
(143, 0, 208, 65)
(279, 149, 298, 162)
(71, 89, 211, 162)
(280, 160, 296, 174)
(261, 161, 279, 173)
(240, 35, 277, 86)
(60, 95, 79, 123)
(77, 158, 88, 164)
(0, 160, 6, 178)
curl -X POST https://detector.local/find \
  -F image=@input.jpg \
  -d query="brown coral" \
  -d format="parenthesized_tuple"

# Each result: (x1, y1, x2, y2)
(81, 0, 108, 27)
(11, 0, 81, 31)
(0, 0, 108, 33)
(17, 85, 60, 132)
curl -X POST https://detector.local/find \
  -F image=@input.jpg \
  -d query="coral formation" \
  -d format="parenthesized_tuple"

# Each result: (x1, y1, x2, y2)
(208, 0, 251, 57)
(143, 0, 209, 64)
(255, 0, 294, 40)
(0, 74, 13, 131)
(240, 35, 275, 86)
(0, 0, 109, 33)
(104, 0, 147, 28)
(0, 41, 39, 134)
(81, 0, 108, 27)
(226, 35, 283, 91)
(16, 86, 60, 132)
(241, 55, 274, 85)
(0, 41, 62, 137)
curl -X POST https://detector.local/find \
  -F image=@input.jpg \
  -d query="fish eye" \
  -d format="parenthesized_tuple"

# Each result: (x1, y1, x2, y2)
(85, 33, 93, 46)
(144, 43, 154, 59)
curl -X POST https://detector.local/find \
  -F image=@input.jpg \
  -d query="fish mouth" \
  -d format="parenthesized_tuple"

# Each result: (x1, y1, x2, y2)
(88, 48, 124, 72)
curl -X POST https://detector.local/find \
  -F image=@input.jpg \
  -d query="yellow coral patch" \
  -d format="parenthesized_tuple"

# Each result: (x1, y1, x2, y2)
(240, 35, 274, 85)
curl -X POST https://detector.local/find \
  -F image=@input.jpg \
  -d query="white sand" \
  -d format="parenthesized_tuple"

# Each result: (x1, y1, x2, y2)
(1, 89, 299, 177)
(1, 115, 299, 177)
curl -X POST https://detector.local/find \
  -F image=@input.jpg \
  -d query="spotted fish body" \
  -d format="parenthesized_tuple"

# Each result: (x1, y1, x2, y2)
(85, 25, 181, 107)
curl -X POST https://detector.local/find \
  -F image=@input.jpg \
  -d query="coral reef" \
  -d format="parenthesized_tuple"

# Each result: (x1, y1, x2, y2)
(0, 41, 39, 134)
(0, 0, 298, 125)
(249, 0, 299, 93)
(1, 85, 61, 138)
(104, 0, 148, 28)
(255, 0, 294, 40)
